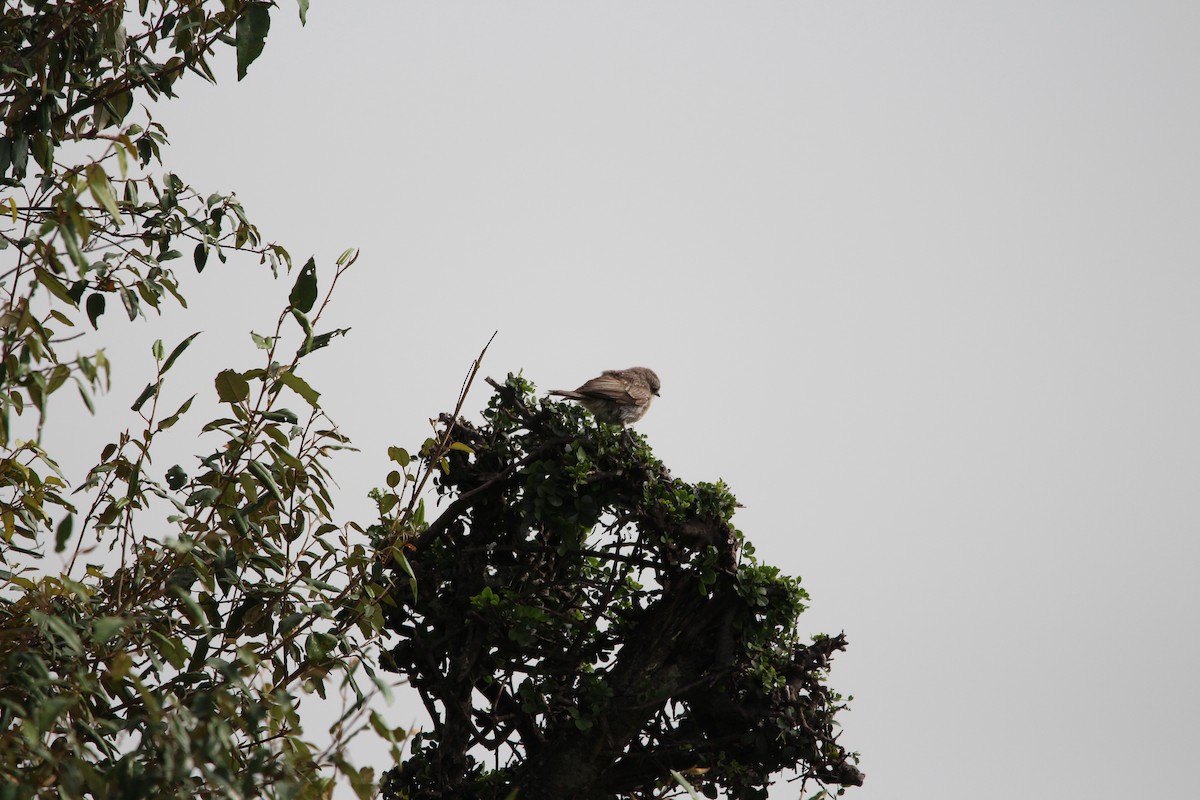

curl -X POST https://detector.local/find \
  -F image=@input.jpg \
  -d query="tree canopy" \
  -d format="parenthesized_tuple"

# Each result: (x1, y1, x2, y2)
(376, 376, 863, 799)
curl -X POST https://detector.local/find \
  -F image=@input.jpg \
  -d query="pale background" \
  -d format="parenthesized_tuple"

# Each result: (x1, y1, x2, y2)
(50, 2, 1199, 798)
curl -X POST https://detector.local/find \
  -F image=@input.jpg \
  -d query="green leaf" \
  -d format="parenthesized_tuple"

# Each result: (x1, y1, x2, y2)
(391, 544, 418, 601)
(120, 286, 138, 320)
(186, 487, 219, 508)
(92, 616, 126, 644)
(85, 163, 123, 223)
(42, 613, 84, 654)
(387, 447, 411, 467)
(250, 331, 276, 350)
(296, 0, 309, 25)
(247, 459, 285, 506)
(170, 586, 209, 629)
(290, 307, 313, 337)
(368, 709, 392, 739)
(278, 370, 320, 408)
(60, 222, 87, 271)
(34, 696, 74, 731)
(165, 465, 188, 490)
(86, 293, 105, 328)
(35, 267, 77, 307)
(236, 3, 272, 80)
(114, 136, 129, 176)
(158, 395, 195, 431)
(264, 408, 299, 424)
(347, 764, 376, 800)
(280, 612, 305, 635)
(131, 381, 159, 412)
(54, 514, 73, 553)
(289, 257, 318, 312)
(215, 369, 250, 403)
(30, 134, 54, 172)
(76, 379, 95, 413)
(150, 631, 187, 669)
(305, 631, 338, 662)
(296, 326, 350, 357)
(10, 133, 27, 179)
(194, 242, 208, 272)
(186, 637, 211, 672)
(161, 332, 201, 374)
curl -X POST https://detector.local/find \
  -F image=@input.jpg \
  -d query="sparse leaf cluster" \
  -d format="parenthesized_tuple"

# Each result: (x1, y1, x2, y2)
(0, 3, 402, 798)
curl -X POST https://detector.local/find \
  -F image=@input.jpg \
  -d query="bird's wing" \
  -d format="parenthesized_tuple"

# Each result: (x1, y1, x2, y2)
(575, 374, 651, 406)
(622, 381, 654, 405)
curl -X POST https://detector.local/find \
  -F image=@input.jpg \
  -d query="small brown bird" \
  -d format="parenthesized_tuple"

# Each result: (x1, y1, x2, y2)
(549, 367, 661, 426)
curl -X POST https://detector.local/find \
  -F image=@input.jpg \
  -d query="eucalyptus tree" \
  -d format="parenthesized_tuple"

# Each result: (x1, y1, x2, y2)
(0, 3, 406, 797)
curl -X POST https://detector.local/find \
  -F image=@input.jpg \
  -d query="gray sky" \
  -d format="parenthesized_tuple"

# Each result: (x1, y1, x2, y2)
(59, 2, 1200, 797)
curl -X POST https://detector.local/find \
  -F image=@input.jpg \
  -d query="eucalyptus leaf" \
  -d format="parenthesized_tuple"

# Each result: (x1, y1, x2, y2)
(278, 370, 320, 408)
(85, 293, 105, 328)
(54, 514, 73, 553)
(161, 332, 201, 374)
(289, 257, 318, 313)
(235, 2, 272, 80)
(85, 163, 123, 223)
(130, 381, 159, 412)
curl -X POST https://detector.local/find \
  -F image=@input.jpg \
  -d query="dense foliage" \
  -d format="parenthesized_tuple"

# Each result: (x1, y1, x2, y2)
(376, 376, 863, 800)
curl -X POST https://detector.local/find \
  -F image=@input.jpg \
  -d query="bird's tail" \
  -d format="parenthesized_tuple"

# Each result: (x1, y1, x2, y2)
(548, 390, 584, 399)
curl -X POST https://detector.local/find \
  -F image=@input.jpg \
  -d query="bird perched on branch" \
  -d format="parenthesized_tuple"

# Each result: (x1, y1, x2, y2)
(549, 367, 661, 426)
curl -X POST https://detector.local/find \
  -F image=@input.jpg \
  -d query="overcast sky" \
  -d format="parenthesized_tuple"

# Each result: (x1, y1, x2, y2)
(55, 2, 1199, 798)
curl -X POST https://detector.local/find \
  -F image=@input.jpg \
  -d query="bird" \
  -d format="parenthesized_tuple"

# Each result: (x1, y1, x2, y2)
(549, 367, 661, 426)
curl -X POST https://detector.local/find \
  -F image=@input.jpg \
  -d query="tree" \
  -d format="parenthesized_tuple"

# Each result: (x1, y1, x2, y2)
(0, 3, 410, 797)
(2, 4, 863, 798)
(375, 375, 863, 800)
